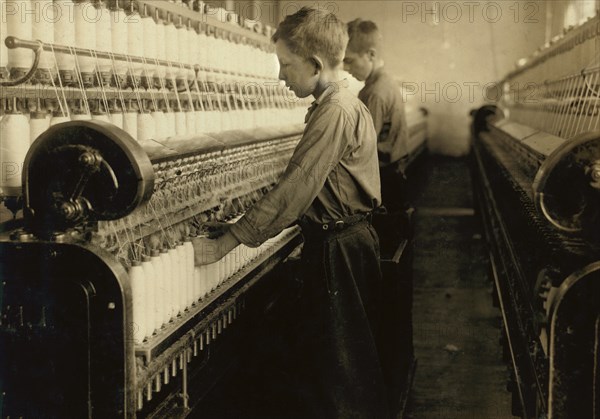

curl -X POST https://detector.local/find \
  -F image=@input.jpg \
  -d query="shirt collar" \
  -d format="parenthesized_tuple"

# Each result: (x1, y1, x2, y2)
(304, 79, 349, 123)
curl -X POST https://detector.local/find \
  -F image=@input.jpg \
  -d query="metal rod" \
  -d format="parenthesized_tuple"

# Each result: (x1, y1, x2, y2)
(182, 349, 189, 409)
(5, 36, 197, 72)
(0, 39, 41, 87)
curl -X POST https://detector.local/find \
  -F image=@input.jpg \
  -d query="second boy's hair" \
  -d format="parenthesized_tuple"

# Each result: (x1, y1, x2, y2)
(347, 18, 382, 53)
(272, 7, 348, 67)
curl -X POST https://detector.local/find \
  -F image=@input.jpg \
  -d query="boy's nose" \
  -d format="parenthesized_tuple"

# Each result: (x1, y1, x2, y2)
(278, 68, 286, 81)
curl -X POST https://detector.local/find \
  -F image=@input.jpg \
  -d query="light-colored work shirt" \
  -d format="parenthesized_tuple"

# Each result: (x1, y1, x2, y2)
(358, 67, 409, 166)
(230, 80, 381, 247)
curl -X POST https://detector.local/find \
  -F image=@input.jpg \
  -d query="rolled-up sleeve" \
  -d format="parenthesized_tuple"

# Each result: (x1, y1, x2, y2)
(230, 104, 352, 247)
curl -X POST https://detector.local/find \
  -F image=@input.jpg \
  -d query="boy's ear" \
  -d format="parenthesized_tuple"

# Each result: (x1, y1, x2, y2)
(310, 55, 324, 74)
(367, 48, 377, 61)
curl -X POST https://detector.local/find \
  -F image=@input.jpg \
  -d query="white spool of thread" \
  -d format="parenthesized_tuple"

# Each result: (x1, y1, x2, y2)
(164, 15, 178, 83)
(225, 249, 235, 281)
(238, 108, 248, 130)
(231, 42, 240, 75)
(253, 48, 261, 78)
(240, 44, 249, 75)
(172, 244, 182, 315)
(0, 111, 30, 195)
(159, 248, 172, 323)
(74, 1, 97, 84)
(205, 34, 216, 72)
(238, 244, 249, 267)
(141, 255, 156, 339)
(175, 111, 186, 136)
(195, 110, 205, 134)
(176, 242, 187, 311)
(129, 261, 146, 345)
(5, 0, 33, 76)
(31, 0, 55, 80)
(150, 250, 165, 330)
(185, 111, 196, 135)
(235, 42, 245, 75)
(142, 13, 157, 83)
(188, 25, 198, 81)
(29, 111, 50, 144)
(206, 261, 218, 295)
(252, 46, 260, 77)
(203, 110, 214, 133)
(194, 266, 203, 303)
(165, 110, 176, 137)
(236, 109, 246, 130)
(216, 249, 224, 286)
(167, 246, 179, 317)
(235, 244, 244, 273)
(95, 1, 112, 83)
(212, 110, 224, 133)
(219, 253, 227, 287)
(123, 111, 138, 141)
(154, 13, 167, 85)
(207, 109, 219, 132)
(197, 29, 208, 71)
(220, 110, 230, 132)
(151, 110, 166, 140)
(183, 239, 194, 307)
(137, 112, 155, 141)
(109, 111, 123, 129)
(0, 0, 8, 77)
(176, 21, 188, 81)
(54, 0, 76, 82)
(222, 38, 233, 73)
(186, 33, 196, 84)
(110, 5, 128, 83)
(127, 10, 144, 81)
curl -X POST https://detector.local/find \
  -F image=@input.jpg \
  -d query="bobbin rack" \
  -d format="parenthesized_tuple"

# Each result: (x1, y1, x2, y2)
(470, 10, 600, 418)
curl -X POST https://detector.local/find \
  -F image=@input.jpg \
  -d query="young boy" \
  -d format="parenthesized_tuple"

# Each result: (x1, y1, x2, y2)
(193, 7, 389, 419)
(344, 19, 409, 213)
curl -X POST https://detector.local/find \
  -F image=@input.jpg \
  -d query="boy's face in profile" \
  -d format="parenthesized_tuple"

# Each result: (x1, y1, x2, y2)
(343, 47, 373, 82)
(275, 40, 318, 99)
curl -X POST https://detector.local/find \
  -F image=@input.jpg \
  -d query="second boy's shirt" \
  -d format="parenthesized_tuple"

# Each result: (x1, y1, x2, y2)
(359, 67, 409, 167)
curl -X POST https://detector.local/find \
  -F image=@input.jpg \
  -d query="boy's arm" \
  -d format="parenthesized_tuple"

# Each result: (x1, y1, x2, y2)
(229, 105, 352, 247)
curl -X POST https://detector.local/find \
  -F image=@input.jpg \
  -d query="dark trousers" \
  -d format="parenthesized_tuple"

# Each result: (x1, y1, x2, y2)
(295, 221, 390, 419)
(380, 162, 408, 213)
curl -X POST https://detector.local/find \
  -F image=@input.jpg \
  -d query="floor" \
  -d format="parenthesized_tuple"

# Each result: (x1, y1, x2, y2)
(403, 154, 513, 419)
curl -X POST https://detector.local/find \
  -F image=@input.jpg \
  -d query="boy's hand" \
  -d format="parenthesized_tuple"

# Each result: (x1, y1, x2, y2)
(192, 231, 240, 265)
(201, 221, 232, 239)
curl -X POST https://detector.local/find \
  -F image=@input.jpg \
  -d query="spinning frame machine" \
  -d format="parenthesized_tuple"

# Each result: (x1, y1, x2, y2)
(471, 12, 600, 419)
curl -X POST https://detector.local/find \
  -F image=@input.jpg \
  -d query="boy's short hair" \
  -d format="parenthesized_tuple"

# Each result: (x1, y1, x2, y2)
(347, 18, 382, 53)
(272, 7, 348, 67)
